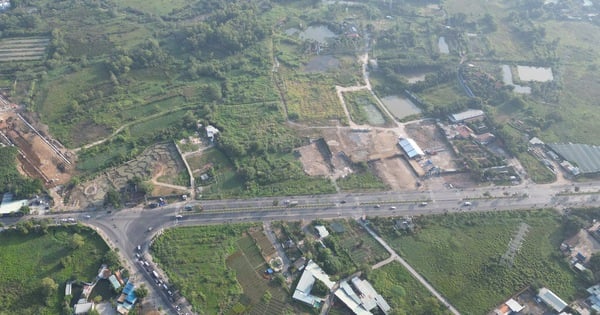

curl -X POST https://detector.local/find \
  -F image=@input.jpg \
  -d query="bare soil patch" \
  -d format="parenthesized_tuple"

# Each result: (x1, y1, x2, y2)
(405, 120, 459, 171)
(0, 111, 75, 187)
(295, 126, 418, 190)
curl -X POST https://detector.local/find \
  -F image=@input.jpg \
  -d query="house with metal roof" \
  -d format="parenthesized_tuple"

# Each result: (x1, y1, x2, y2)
(398, 138, 424, 159)
(292, 260, 335, 308)
(449, 109, 485, 123)
(538, 287, 568, 313)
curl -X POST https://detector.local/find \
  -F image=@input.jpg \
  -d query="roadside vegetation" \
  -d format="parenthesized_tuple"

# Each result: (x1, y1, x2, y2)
(370, 210, 587, 314)
(0, 146, 44, 198)
(0, 223, 113, 314)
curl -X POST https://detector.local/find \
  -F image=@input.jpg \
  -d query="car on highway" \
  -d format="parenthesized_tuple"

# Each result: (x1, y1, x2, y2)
(175, 215, 183, 219)
(419, 202, 428, 206)
(463, 201, 472, 206)
(389, 206, 396, 210)
(374, 204, 381, 208)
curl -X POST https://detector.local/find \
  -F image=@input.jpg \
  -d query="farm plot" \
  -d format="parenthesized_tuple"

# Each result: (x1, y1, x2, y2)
(328, 220, 389, 265)
(0, 37, 49, 62)
(226, 242, 291, 315)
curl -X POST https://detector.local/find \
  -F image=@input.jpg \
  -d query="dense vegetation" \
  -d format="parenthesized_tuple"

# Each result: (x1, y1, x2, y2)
(370, 210, 587, 314)
(0, 224, 112, 315)
(0, 146, 44, 198)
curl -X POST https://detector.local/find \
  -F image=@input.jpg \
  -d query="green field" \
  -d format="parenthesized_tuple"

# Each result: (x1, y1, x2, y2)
(326, 220, 389, 266)
(370, 262, 452, 315)
(0, 225, 111, 315)
(371, 210, 585, 315)
(151, 224, 292, 314)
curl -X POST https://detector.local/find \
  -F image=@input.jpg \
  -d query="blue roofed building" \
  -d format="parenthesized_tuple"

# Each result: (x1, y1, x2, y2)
(117, 281, 137, 315)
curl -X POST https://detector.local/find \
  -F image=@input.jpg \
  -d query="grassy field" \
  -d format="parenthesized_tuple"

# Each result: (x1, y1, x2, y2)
(371, 210, 585, 315)
(326, 219, 389, 266)
(151, 224, 293, 314)
(370, 262, 452, 315)
(0, 37, 49, 62)
(284, 73, 346, 125)
(337, 171, 388, 191)
(0, 225, 111, 314)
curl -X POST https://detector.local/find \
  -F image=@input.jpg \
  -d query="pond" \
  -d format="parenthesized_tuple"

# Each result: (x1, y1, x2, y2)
(299, 25, 337, 43)
(303, 55, 340, 73)
(516, 66, 554, 82)
(381, 95, 421, 119)
(363, 103, 386, 126)
(438, 36, 449, 54)
(501, 65, 531, 94)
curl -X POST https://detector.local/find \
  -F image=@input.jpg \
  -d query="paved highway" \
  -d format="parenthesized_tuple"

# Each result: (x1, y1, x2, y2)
(4, 180, 600, 314)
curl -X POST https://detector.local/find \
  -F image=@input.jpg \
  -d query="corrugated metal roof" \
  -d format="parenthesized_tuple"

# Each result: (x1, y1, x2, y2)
(538, 287, 567, 312)
(549, 143, 600, 174)
(398, 138, 424, 158)
(449, 109, 485, 122)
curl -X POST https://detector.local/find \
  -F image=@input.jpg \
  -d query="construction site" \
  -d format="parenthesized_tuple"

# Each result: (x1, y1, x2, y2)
(295, 119, 465, 191)
(0, 97, 75, 188)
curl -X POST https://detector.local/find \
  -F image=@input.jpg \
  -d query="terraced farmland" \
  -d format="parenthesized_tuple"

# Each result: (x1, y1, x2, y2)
(0, 37, 49, 62)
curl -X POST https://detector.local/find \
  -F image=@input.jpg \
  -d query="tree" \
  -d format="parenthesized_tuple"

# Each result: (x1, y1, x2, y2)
(311, 279, 329, 297)
(134, 284, 148, 299)
(40, 277, 58, 300)
(19, 205, 30, 214)
(104, 189, 122, 208)
(70, 233, 85, 249)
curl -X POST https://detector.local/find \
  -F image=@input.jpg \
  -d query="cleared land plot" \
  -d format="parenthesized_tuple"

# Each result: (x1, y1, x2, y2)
(0, 37, 49, 62)
(371, 210, 584, 314)
(405, 121, 458, 171)
(0, 226, 110, 314)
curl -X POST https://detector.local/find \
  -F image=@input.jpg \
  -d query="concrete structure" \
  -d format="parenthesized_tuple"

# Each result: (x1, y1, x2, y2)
(398, 138, 424, 159)
(315, 225, 330, 239)
(74, 299, 94, 315)
(0, 193, 27, 215)
(538, 287, 568, 313)
(449, 109, 485, 123)
(65, 282, 72, 296)
(292, 260, 334, 308)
